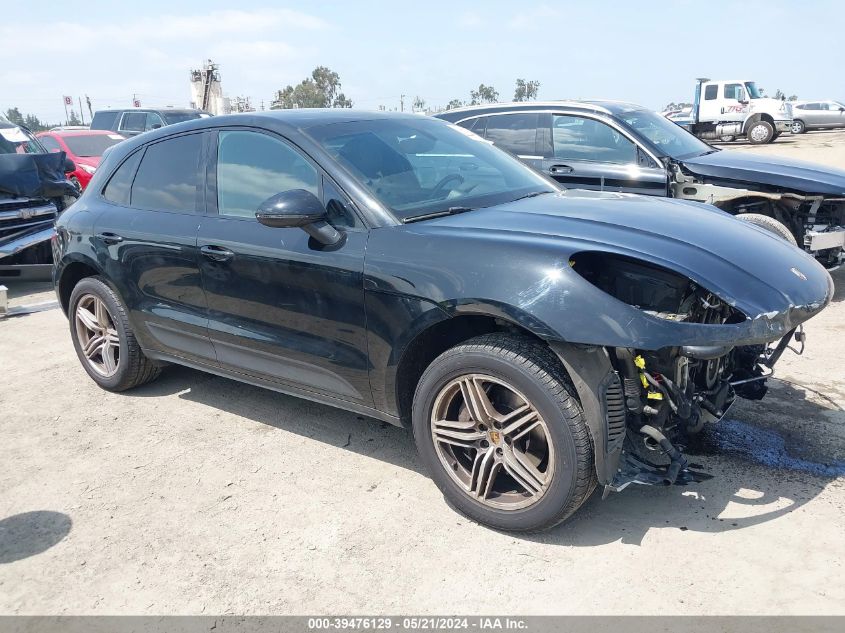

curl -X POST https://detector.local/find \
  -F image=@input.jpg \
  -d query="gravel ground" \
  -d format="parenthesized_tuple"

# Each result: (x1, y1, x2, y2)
(1, 131, 844, 615)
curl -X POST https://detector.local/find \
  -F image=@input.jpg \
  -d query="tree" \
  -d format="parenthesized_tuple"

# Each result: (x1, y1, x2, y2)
(663, 101, 693, 112)
(774, 89, 785, 100)
(271, 66, 353, 109)
(514, 79, 540, 102)
(446, 99, 464, 110)
(67, 110, 82, 126)
(788, 94, 798, 101)
(24, 114, 49, 132)
(5, 107, 24, 126)
(413, 95, 426, 112)
(469, 84, 499, 105)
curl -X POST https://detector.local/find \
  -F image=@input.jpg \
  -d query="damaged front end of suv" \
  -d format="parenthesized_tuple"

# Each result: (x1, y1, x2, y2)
(563, 245, 832, 493)
(409, 192, 834, 500)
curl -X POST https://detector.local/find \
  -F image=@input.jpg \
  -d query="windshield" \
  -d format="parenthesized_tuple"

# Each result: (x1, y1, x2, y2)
(306, 118, 555, 220)
(745, 82, 763, 99)
(64, 134, 124, 157)
(161, 111, 207, 124)
(619, 109, 712, 159)
(0, 122, 45, 154)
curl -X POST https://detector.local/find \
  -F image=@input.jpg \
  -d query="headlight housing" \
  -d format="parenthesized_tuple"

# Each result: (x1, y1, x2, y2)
(569, 251, 745, 324)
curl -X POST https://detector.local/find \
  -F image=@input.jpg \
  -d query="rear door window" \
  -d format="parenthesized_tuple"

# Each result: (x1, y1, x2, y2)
(483, 113, 539, 156)
(119, 112, 146, 134)
(130, 133, 203, 212)
(703, 85, 718, 100)
(102, 150, 143, 206)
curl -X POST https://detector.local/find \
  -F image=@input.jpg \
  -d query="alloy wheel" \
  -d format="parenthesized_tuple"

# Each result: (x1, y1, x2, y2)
(430, 374, 554, 510)
(74, 294, 121, 377)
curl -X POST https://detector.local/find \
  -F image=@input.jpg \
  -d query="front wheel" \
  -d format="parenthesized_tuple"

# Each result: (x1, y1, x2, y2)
(747, 120, 774, 144)
(791, 120, 806, 134)
(738, 213, 798, 246)
(412, 334, 596, 532)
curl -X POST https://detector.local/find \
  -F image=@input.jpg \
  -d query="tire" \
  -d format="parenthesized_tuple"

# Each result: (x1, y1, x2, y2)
(746, 119, 774, 144)
(719, 135, 736, 142)
(412, 333, 596, 532)
(68, 276, 161, 392)
(738, 213, 798, 246)
(791, 120, 806, 134)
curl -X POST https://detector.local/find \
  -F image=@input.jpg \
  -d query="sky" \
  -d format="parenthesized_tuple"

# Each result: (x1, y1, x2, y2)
(3, 0, 843, 124)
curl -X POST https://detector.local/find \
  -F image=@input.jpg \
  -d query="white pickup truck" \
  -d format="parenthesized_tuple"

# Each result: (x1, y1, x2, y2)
(669, 78, 793, 144)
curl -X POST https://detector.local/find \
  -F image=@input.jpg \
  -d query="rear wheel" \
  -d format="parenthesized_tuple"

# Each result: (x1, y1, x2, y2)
(738, 213, 798, 245)
(747, 120, 774, 144)
(69, 276, 161, 392)
(412, 334, 596, 532)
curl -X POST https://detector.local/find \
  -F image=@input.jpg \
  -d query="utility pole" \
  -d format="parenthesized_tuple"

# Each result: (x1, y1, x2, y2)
(78, 97, 85, 125)
(400, 94, 405, 112)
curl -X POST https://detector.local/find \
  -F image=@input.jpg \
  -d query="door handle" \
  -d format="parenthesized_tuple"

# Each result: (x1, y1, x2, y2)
(548, 164, 574, 175)
(200, 245, 235, 262)
(96, 232, 123, 245)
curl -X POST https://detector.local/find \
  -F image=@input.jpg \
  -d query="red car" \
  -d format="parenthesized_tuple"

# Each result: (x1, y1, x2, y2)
(36, 129, 125, 191)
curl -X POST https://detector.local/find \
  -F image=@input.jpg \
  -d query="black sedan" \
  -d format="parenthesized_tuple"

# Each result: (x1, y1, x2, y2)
(436, 102, 845, 268)
(53, 111, 833, 532)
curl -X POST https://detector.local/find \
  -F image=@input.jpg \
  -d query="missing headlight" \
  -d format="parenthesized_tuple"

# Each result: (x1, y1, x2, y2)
(570, 252, 745, 324)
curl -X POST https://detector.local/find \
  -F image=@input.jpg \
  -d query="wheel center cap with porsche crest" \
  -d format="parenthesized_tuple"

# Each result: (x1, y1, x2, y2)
(790, 267, 807, 281)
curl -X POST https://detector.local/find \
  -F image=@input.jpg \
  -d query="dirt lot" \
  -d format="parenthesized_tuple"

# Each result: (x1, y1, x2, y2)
(1, 131, 844, 615)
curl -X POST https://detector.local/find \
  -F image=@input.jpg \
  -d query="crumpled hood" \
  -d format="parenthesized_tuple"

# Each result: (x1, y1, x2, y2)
(427, 191, 834, 323)
(681, 149, 845, 196)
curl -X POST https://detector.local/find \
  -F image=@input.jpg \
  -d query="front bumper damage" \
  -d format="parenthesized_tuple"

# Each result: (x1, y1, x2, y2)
(551, 318, 814, 496)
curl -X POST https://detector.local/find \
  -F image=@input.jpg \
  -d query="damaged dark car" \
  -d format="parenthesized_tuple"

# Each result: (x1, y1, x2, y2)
(1, 115, 78, 279)
(53, 111, 833, 532)
(436, 102, 845, 269)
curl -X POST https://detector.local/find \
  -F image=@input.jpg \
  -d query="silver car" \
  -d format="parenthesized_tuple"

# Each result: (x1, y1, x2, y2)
(791, 100, 845, 133)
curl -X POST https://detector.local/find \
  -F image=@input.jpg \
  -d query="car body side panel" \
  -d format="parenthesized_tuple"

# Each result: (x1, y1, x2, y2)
(364, 289, 451, 415)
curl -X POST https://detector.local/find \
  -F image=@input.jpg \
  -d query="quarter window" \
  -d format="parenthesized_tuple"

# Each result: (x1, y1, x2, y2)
(216, 130, 319, 219)
(552, 114, 637, 164)
(703, 85, 718, 100)
(484, 113, 539, 155)
(131, 133, 202, 212)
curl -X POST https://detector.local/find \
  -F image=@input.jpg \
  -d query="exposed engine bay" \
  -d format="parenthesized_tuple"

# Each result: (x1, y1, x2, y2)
(570, 252, 808, 491)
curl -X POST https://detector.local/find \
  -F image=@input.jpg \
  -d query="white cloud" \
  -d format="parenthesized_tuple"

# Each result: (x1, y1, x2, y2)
(0, 8, 331, 122)
(507, 5, 560, 30)
(458, 11, 484, 28)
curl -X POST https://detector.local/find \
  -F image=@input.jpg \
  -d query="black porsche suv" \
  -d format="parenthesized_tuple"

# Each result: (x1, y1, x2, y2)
(436, 101, 845, 268)
(53, 111, 832, 532)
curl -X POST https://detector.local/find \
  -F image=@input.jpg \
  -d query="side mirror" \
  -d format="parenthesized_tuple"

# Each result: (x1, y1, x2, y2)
(64, 157, 75, 173)
(255, 189, 342, 246)
(151, 124, 162, 130)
